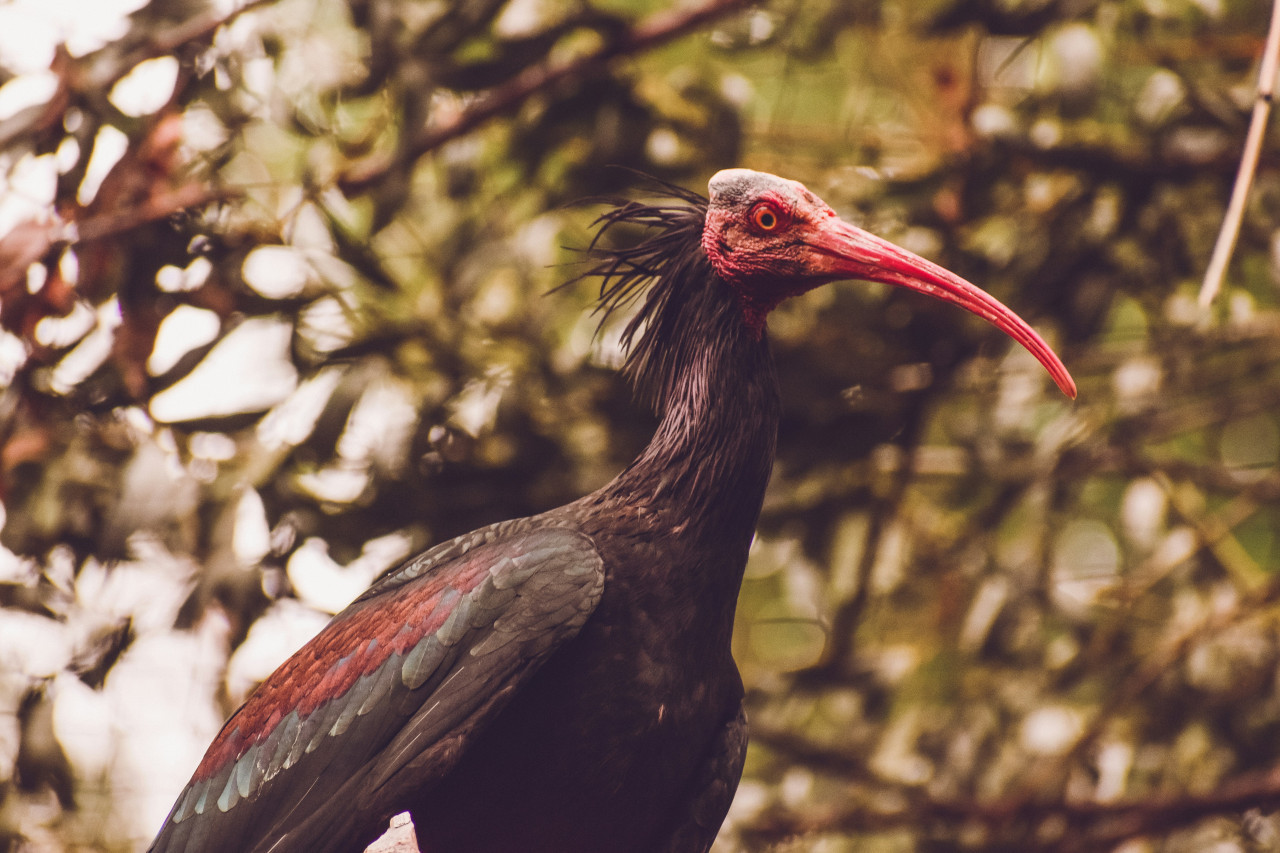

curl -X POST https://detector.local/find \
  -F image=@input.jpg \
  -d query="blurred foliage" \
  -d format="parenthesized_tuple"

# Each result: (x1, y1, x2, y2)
(0, 0, 1279, 850)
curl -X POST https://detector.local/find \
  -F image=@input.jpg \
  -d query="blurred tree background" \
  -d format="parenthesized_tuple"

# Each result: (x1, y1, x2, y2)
(0, 0, 1278, 849)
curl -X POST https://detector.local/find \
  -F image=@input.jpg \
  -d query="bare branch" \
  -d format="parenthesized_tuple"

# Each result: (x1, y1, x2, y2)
(74, 183, 231, 244)
(1198, 0, 1280, 308)
(749, 765, 1280, 850)
(337, 0, 750, 195)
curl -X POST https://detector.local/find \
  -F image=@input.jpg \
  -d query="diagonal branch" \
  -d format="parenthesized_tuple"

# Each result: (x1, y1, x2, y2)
(1198, 0, 1280, 308)
(337, 0, 750, 195)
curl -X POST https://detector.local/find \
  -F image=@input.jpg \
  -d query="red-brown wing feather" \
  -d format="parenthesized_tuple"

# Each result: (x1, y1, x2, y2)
(149, 518, 603, 853)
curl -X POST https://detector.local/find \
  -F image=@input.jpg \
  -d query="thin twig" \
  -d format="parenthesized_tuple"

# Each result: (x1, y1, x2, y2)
(74, 184, 232, 243)
(1198, 0, 1280, 308)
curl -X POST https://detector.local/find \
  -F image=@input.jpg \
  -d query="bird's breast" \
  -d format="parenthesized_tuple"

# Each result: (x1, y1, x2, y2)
(408, 526, 745, 853)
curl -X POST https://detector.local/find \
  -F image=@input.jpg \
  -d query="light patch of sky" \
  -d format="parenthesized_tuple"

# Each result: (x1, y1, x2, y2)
(493, 0, 554, 38)
(50, 673, 112, 783)
(55, 134, 80, 173)
(49, 297, 122, 394)
(232, 486, 271, 565)
(0, 612, 66, 779)
(0, 0, 148, 73)
(295, 464, 369, 505)
(156, 256, 214, 293)
(269, 4, 361, 99)
(286, 532, 412, 615)
(450, 368, 512, 437)
(0, 72, 59, 121)
(34, 299, 95, 348)
(719, 72, 752, 107)
(339, 377, 417, 468)
(189, 430, 238, 461)
(182, 103, 230, 153)
(1050, 518, 1120, 617)
(57, 242, 78, 283)
(244, 202, 361, 299)
(645, 127, 680, 165)
(23, 259, 48, 296)
(512, 213, 560, 268)
(298, 295, 354, 353)
(1020, 705, 1085, 756)
(149, 316, 299, 422)
(77, 125, 130, 205)
(256, 366, 345, 448)
(242, 245, 314, 298)
(110, 55, 180, 117)
(0, 152, 57, 239)
(224, 598, 329, 704)
(0, 609, 71, 678)
(101, 612, 230, 843)
(148, 305, 222, 376)
(0, 332, 29, 387)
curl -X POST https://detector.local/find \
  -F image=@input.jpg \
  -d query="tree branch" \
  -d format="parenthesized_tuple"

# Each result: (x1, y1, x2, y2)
(1198, 0, 1280, 308)
(748, 765, 1280, 850)
(337, 0, 750, 195)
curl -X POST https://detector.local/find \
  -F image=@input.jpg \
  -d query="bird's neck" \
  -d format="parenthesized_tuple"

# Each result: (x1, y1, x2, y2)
(608, 279, 781, 546)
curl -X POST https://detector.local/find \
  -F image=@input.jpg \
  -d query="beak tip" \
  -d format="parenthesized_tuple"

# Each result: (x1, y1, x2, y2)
(1057, 374, 1078, 400)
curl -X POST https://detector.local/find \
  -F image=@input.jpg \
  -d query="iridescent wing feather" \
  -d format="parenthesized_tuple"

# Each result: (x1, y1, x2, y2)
(149, 518, 603, 853)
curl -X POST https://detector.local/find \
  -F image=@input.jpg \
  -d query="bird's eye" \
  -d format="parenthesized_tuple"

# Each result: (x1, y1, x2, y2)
(750, 203, 783, 232)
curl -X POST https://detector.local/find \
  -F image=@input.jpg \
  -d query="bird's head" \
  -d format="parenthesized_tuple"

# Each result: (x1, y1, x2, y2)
(701, 168, 1076, 399)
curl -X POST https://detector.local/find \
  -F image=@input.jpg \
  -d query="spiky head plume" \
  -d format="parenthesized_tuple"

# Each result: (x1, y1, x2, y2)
(578, 178, 717, 413)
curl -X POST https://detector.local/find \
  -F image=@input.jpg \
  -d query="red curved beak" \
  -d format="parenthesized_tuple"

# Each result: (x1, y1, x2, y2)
(807, 218, 1077, 399)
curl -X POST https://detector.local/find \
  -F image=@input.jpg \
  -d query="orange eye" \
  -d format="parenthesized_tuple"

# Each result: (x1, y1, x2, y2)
(750, 203, 782, 232)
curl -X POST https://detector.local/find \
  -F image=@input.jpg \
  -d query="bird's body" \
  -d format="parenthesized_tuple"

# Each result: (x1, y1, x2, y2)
(150, 171, 1073, 853)
(411, 269, 776, 853)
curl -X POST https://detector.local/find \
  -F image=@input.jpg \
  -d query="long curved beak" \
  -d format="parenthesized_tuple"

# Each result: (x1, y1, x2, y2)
(807, 218, 1077, 399)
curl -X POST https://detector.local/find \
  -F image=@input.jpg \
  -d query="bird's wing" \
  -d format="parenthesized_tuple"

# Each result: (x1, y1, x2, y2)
(655, 701, 748, 853)
(149, 518, 604, 853)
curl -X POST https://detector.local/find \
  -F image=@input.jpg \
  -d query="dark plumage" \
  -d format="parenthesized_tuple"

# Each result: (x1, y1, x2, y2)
(150, 170, 1073, 853)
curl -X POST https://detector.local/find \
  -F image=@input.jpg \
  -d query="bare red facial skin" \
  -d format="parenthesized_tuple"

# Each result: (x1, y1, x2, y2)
(701, 169, 1076, 399)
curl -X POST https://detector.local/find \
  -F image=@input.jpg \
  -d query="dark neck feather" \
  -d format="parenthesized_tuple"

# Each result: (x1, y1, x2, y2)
(582, 182, 781, 536)
(584, 182, 715, 413)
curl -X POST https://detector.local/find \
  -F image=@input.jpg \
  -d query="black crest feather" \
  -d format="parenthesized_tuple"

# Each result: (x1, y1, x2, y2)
(577, 177, 716, 413)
